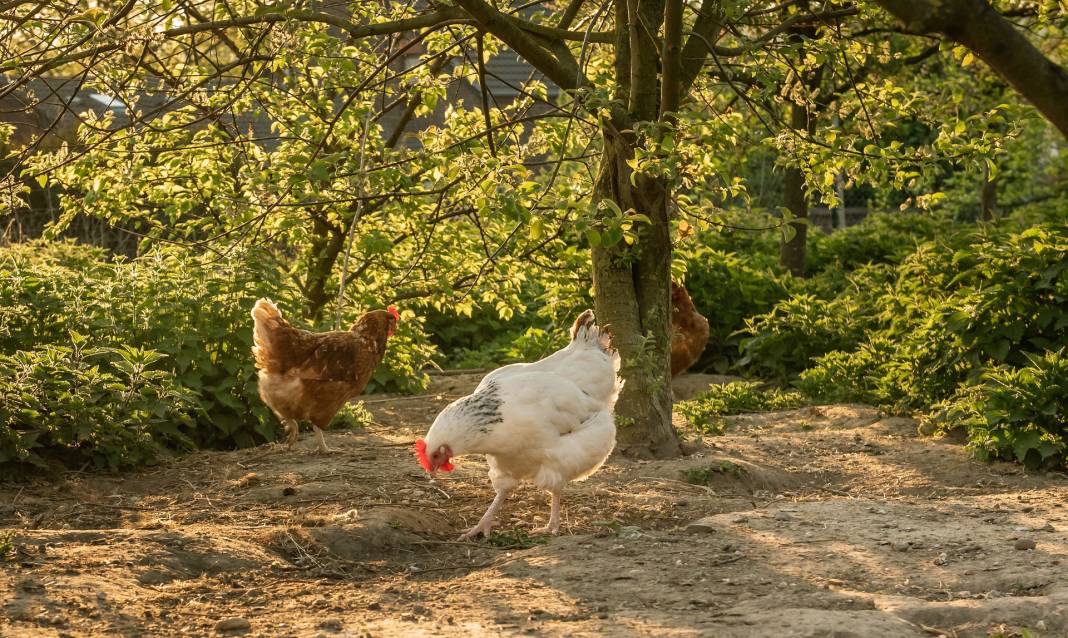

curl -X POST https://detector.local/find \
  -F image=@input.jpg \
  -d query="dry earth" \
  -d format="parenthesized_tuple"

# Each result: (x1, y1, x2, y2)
(2, 373, 1066, 638)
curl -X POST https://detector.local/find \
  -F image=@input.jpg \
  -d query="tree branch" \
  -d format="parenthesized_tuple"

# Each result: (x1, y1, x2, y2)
(453, 0, 584, 90)
(679, 0, 724, 95)
(874, 0, 1068, 139)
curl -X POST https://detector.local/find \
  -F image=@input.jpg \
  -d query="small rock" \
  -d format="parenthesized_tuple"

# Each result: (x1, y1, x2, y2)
(1014, 538, 1036, 551)
(1037, 522, 1055, 532)
(685, 517, 718, 533)
(730, 516, 748, 524)
(215, 618, 251, 632)
(317, 619, 343, 632)
(366, 602, 382, 611)
(1036, 620, 1047, 631)
(890, 541, 910, 552)
(934, 552, 948, 566)
(773, 511, 793, 522)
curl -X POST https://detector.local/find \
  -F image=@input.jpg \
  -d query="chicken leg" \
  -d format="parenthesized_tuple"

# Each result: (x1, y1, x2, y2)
(460, 489, 510, 540)
(312, 425, 331, 454)
(284, 419, 299, 450)
(532, 491, 562, 535)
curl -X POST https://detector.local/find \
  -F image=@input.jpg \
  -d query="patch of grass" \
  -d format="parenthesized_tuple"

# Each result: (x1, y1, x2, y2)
(330, 401, 375, 430)
(485, 528, 548, 549)
(0, 531, 14, 562)
(591, 520, 642, 538)
(683, 460, 747, 485)
(677, 381, 810, 434)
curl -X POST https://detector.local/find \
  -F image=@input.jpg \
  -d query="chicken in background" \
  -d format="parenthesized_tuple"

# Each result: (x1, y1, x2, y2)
(251, 299, 398, 453)
(670, 280, 710, 377)
(416, 310, 621, 539)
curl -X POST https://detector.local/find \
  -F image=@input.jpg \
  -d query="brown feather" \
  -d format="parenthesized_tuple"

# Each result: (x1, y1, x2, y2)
(670, 281, 710, 377)
(251, 299, 395, 433)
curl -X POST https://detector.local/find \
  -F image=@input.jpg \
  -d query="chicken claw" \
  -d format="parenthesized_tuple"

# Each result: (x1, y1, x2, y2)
(459, 490, 509, 541)
(458, 520, 496, 541)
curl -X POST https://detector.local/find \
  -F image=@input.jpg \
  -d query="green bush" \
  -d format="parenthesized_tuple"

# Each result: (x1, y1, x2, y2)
(0, 240, 283, 454)
(806, 211, 954, 273)
(676, 245, 791, 372)
(927, 350, 1068, 467)
(738, 264, 895, 379)
(779, 221, 1068, 464)
(676, 381, 809, 434)
(0, 342, 200, 470)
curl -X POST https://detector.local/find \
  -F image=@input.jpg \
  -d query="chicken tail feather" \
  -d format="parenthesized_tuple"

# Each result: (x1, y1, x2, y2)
(569, 309, 614, 354)
(252, 298, 285, 371)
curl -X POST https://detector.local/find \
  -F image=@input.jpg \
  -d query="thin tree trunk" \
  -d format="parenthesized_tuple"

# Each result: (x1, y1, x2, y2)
(980, 163, 998, 220)
(302, 215, 345, 321)
(780, 101, 810, 276)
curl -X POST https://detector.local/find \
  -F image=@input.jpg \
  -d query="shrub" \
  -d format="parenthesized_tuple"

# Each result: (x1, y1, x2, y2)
(927, 350, 1068, 467)
(0, 342, 200, 471)
(738, 264, 894, 379)
(806, 211, 954, 273)
(0, 240, 283, 452)
(676, 245, 791, 372)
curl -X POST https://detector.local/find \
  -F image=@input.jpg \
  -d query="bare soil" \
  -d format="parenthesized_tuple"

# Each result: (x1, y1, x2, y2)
(2, 372, 1066, 638)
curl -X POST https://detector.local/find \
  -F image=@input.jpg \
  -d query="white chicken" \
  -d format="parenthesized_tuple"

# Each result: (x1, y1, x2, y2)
(416, 309, 621, 539)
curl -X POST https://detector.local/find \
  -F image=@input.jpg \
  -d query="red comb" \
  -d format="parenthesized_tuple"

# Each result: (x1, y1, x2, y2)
(387, 306, 400, 321)
(414, 439, 432, 472)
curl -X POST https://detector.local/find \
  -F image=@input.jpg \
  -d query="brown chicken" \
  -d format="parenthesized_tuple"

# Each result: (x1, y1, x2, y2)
(670, 281, 710, 377)
(251, 299, 398, 453)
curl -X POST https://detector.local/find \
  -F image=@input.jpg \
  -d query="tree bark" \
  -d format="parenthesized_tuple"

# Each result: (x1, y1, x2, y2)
(873, 0, 1068, 140)
(448, 0, 720, 457)
(592, 129, 679, 458)
(302, 214, 346, 322)
(780, 105, 809, 277)
(583, 0, 680, 458)
(779, 15, 816, 277)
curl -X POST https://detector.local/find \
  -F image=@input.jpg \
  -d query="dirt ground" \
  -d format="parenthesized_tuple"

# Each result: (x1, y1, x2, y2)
(2, 372, 1066, 638)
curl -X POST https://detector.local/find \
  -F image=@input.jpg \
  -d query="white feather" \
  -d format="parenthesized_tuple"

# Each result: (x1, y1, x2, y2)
(424, 312, 621, 495)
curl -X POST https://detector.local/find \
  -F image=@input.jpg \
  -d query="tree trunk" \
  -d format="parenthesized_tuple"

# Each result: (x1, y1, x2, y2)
(592, 129, 679, 458)
(780, 101, 810, 276)
(302, 215, 345, 321)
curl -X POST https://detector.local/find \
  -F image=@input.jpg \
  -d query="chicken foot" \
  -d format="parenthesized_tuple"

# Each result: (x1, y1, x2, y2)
(460, 489, 509, 540)
(284, 419, 299, 450)
(532, 491, 562, 535)
(312, 425, 331, 454)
